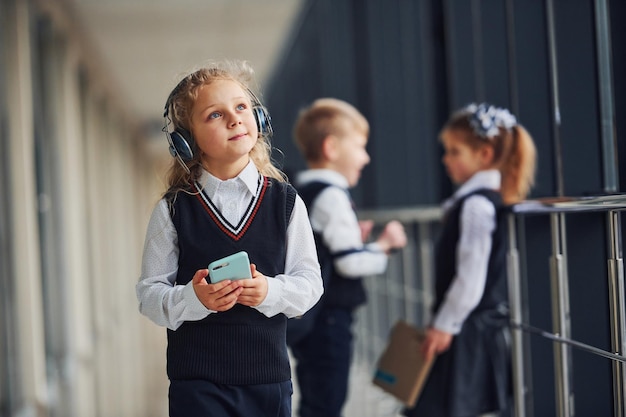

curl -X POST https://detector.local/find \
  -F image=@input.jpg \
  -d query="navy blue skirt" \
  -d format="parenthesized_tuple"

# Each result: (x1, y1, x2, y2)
(404, 309, 511, 417)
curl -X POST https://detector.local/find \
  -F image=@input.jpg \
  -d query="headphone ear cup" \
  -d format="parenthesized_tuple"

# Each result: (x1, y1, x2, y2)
(170, 128, 194, 161)
(253, 106, 273, 138)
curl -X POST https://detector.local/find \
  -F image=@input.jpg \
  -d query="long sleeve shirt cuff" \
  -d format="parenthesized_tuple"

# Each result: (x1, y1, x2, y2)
(183, 280, 214, 316)
(432, 311, 464, 334)
(255, 277, 280, 316)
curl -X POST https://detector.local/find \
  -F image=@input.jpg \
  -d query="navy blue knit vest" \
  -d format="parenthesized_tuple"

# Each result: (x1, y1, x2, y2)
(167, 176, 296, 384)
(433, 189, 508, 315)
(297, 181, 366, 309)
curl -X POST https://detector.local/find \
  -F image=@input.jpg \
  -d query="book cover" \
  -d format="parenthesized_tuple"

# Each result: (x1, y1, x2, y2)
(372, 320, 434, 407)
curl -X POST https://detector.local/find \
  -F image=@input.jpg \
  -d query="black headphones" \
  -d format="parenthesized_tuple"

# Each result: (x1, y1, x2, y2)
(163, 77, 273, 172)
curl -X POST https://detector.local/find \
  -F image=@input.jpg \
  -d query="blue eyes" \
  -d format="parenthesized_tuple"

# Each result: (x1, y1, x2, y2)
(207, 104, 247, 121)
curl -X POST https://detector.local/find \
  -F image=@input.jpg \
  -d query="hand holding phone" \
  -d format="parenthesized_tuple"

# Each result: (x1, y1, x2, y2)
(208, 251, 252, 283)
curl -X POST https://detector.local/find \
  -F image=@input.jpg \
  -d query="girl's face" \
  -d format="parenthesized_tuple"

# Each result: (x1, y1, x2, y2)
(440, 130, 491, 185)
(190, 79, 258, 179)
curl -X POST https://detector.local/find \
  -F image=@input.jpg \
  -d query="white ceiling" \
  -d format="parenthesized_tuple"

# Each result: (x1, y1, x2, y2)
(70, 0, 305, 132)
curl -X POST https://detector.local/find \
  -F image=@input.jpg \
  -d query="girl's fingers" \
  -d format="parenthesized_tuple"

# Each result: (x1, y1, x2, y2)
(192, 269, 209, 285)
(211, 280, 243, 295)
(213, 287, 243, 310)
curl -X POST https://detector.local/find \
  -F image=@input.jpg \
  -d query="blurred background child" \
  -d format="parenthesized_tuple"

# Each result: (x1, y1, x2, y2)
(404, 103, 536, 417)
(289, 97, 407, 417)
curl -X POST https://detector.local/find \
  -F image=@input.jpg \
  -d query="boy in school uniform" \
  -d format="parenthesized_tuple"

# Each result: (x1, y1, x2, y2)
(289, 98, 407, 417)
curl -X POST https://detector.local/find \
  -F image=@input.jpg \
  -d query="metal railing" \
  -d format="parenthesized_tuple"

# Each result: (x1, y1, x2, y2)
(349, 194, 626, 417)
(348, 205, 442, 417)
(509, 195, 626, 417)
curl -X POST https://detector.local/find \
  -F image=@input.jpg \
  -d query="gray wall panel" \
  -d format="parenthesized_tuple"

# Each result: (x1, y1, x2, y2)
(266, 0, 625, 415)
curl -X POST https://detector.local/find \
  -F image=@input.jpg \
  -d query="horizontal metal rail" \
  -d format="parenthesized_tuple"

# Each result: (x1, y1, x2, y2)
(512, 194, 626, 213)
(353, 194, 626, 417)
(508, 195, 626, 417)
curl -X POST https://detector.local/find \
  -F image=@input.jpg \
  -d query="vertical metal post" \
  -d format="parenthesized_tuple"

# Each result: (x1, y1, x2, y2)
(545, 0, 565, 197)
(504, 0, 519, 114)
(507, 213, 526, 417)
(594, 0, 618, 193)
(418, 221, 434, 325)
(369, 261, 382, 361)
(549, 213, 574, 417)
(607, 210, 626, 417)
(402, 225, 417, 323)
(470, 0, 485, 101)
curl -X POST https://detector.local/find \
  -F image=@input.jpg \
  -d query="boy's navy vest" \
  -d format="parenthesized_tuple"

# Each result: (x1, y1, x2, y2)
(297, 181, 367, 309)
(167, 176, 296, 385)
(434, 188, 508, 315)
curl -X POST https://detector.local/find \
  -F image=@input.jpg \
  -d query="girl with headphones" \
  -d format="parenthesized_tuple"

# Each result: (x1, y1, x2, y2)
(136, 60, 323, 417)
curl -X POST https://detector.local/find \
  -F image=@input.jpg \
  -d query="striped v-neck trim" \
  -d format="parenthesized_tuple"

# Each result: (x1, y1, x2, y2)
(193, 175, 267, 241)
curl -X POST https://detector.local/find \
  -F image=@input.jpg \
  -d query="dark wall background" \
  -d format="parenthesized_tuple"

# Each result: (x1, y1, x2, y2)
(265, 1, 625, 416)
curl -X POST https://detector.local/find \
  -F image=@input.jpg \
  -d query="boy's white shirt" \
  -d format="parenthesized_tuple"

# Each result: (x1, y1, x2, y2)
(136, 161, 323, 330)
(432, 169, 501, 335)
(295, 169, 388, 278)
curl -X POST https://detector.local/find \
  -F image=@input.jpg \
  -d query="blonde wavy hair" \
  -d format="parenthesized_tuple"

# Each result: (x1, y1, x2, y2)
(163, 60, 286, 201)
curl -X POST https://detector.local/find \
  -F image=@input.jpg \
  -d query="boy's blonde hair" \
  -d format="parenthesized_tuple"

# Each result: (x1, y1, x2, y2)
(293, 98, 369, 163)
(164, 60, 285, 200)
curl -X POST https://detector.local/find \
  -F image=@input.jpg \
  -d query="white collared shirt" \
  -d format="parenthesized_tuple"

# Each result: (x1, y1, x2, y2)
(296, 169, 388, 278)
(432, 169, 501, 334)
(136, 161, 323, 330)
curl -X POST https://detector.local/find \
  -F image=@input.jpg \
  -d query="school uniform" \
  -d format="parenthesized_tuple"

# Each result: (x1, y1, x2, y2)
(136, 162, 323, 417)
(289, 169, 390, 417)
(404, 170, 511, 417)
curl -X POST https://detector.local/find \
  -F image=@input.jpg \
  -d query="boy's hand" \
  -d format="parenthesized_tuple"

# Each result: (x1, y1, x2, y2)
(359, 220, 374, 242)
(191, 269, 244, 311)
(377, 220, 408, 253)
(237, 264, 268, 307)
(422, 327, 453, 361)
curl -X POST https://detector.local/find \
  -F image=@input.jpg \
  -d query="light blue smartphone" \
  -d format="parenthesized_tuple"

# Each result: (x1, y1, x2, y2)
(208, 251, 252, 283)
